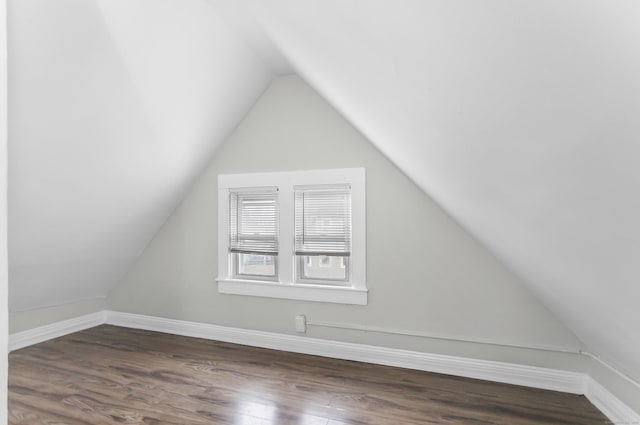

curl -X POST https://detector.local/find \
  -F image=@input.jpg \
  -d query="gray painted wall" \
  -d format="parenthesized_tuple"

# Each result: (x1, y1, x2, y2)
(589, 358, 640, 413)
(107, 76, 583, 369)
(9, 297, 106, 334)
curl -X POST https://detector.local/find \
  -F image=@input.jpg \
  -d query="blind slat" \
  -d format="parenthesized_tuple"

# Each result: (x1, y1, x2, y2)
(295, 185, 351, 256)
(229, 190, 278, 255)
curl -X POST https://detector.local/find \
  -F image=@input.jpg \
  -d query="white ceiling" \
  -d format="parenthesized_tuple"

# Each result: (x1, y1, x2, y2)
(8, 0, 272, 308)
(8, 0, 640, 383)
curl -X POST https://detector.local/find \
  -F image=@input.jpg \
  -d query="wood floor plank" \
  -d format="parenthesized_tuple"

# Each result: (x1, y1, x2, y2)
(8, 325, 609, 424)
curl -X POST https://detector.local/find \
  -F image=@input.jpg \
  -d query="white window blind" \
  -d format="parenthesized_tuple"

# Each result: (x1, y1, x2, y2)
(229, 189, 278, 255)
(294, 185, 351, 256)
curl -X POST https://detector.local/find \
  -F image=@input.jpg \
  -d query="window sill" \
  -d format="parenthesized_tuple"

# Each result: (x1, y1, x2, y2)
(216, 278, 368, 305)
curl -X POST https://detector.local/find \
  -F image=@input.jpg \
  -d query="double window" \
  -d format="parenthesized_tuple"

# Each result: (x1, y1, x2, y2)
(217, 168, 367, 305)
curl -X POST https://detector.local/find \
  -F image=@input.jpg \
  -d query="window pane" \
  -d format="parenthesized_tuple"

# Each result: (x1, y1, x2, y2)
(300, 255, 348, 281)
(237, 254, 276, 277)
(229, 190, 278, 255)
(294, 186, 351, 256)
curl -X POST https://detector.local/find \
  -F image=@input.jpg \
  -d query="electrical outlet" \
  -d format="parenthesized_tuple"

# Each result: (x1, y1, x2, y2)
(295, 315, 307, 333)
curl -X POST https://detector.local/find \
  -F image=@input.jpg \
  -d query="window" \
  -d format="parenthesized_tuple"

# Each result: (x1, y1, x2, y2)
(229, 189, 278, 280)
(295, 185, 351, 284)
(217, 168, 366, 305)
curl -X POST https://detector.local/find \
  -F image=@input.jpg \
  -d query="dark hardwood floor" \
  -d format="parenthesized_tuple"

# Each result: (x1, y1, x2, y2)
(9, 325, 609, 424)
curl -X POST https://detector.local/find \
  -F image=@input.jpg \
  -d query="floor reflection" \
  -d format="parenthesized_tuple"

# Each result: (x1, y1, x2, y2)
(235, 399, 337, 424)
(237, 400, 275, 424)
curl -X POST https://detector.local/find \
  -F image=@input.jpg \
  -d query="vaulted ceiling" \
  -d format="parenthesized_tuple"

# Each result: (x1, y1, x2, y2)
(8, 0, 640, 384)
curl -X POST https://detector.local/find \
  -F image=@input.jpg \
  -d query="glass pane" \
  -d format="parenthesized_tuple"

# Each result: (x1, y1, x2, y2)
(294, 186, 351, 255)
(230, 190, 278, 254)
(237, 254, 276, 277)
(300, 255, 348, 281)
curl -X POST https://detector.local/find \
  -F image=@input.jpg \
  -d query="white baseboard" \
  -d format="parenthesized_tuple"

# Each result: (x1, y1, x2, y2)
(104, 311, 585, 394)
(585, 377, 640, 425)
(9, 310, 640, 424)
(8, 311, 106, 351)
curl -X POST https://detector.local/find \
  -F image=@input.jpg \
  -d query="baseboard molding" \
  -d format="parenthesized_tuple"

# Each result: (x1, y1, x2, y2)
(9, 310, 640, 423)
(104, 311, 585, 395)
(585, 377, 640, 425)
(8, 311, 106, 351)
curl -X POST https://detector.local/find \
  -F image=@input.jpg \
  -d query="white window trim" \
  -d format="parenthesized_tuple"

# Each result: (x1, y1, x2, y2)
(216, 168, 367, 305)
